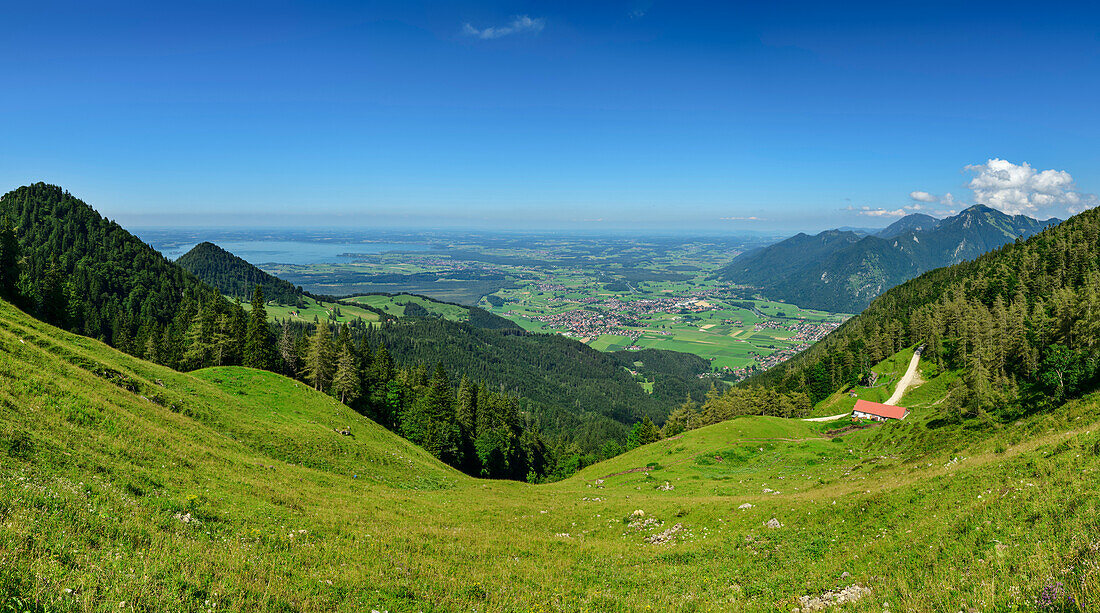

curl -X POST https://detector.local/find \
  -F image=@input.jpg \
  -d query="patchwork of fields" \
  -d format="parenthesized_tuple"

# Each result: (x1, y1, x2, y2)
(227, 232, 850, 376)
(484, 282, 847, 375)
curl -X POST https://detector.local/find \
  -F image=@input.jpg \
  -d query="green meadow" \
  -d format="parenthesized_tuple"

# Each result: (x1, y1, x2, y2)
(2, 298, 1095, 612)
(347, 294, 471, 322)
(241, 295, 382, 325)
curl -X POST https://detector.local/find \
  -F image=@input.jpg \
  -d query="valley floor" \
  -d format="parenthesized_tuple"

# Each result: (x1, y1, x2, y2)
(1, 299, 1097, 612)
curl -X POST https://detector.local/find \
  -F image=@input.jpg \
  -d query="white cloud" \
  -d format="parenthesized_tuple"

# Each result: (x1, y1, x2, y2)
(964, 158, 1099, 216)
(463, 15, 544, 39)
(853, 206, 907, 218)
(721, 216, 762, 221)
(909, 191, 938, 203)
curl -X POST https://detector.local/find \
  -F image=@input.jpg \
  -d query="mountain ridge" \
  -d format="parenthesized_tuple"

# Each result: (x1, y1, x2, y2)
(717, 204, 1060, 312)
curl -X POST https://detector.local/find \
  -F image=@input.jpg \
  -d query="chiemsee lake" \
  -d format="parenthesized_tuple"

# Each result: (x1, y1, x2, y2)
(136, 229, 433, 266)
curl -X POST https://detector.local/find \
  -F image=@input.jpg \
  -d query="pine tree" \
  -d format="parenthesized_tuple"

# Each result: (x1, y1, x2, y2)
(181, 308, 211, 370)
(626, 416, 660, 449)
(661, 395, 698, 437)
(304, 319, 335, 391)
(211, 313, 234, 366)
(372, 345, 394, 382)
(243, 285, 273, 369)
(332, 342, 361, 404)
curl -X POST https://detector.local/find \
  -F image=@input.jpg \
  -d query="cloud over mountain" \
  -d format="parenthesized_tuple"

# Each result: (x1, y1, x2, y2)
(964, 158, 1098, 216)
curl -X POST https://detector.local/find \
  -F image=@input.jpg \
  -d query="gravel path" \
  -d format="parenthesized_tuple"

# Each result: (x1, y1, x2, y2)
(802, 413, 851, 422)
(885, 349, 922, 405)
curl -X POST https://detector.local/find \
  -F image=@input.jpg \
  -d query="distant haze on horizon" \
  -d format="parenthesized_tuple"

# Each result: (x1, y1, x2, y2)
(2, 1, 1098, 232)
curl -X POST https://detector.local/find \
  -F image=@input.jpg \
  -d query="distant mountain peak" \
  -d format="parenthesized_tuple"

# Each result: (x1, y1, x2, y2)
(717, 204, 1060, 312)
(876, 213, 939, 239)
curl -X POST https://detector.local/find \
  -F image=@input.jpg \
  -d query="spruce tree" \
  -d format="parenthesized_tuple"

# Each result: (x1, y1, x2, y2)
(35, 257, 66, 325)
(626, 416, 660, 449)
(211, 313, 234, 366)
(181, 309, 211, 370)
(304, 319, 335, 391)
(332, 342, 361, 404)
(243, 285, 273, 369)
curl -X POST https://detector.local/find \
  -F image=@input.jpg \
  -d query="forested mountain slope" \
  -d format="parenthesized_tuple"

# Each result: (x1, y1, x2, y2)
(719, 229, 863, 286)
(718, 204, 1059, 312)
(744, 202, 1100, 420)
(875, 212, 939, 238)
(2, 295, 1097, 612)
(347, 292, 522, 330)
(360, 317, 711, 449)
(0, 183, 240, 364)
(177, 241, 306, 305)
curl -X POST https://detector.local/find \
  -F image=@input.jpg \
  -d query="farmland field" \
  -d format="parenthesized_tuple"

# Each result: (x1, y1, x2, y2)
(485, 283, 848, 374)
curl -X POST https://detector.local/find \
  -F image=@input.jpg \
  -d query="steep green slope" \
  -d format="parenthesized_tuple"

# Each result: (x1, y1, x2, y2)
(719, 205, 1059, 312)
(177, 241, 306, 305)
(3, 295, 1097, 611)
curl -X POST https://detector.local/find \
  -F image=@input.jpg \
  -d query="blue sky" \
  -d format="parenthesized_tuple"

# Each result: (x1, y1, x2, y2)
(1, 1, 1098, 231)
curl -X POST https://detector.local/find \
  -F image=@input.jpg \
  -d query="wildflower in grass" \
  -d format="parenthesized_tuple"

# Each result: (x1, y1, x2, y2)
(1036, 581, 1076, 611)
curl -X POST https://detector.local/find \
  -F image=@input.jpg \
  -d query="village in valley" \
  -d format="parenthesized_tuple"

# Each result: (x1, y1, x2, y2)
(255, 232, 851, 383)
(491, 283, 845, 381)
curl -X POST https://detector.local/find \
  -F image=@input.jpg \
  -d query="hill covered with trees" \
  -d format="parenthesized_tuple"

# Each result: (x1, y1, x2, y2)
(0, 183, 239, 362)
(177, 241, 306, 305)
(352, 317, 710, 453)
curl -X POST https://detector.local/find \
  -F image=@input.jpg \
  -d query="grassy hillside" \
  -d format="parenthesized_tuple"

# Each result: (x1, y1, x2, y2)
(809, 346, 919, 417)
(2, 297, 1097, 611)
